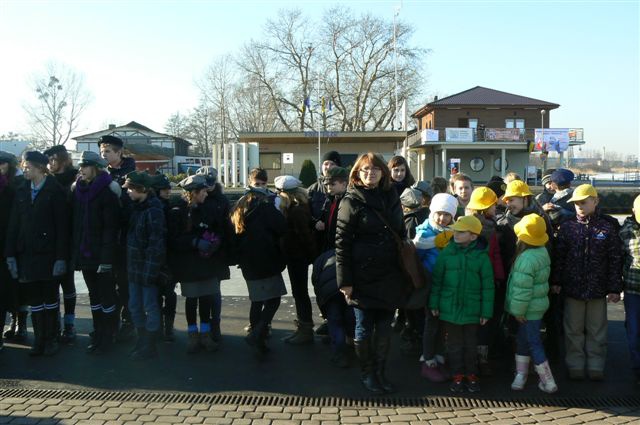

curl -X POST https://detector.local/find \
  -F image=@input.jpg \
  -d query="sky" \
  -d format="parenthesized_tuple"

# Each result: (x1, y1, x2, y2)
(0, 0, 638, 157)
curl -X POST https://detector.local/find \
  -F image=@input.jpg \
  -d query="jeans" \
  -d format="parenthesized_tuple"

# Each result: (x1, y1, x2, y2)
(287, 260, 313, 323)
(353, 308, 394, 341)
(128, 282, 160, 332)
(516, 319, 547, 365)
(324, 295, 355, 352)
(443, 321, 478, 376)
(624, 292, 640, 376)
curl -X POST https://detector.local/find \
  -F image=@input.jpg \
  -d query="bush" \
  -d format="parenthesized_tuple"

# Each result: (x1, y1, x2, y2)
(168, 173, 187, 184)
(299, 159, 318, 187)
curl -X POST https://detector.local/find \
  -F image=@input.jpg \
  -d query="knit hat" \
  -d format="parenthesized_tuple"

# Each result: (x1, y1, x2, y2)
(178, 174, 208, 191)
(634, 194, 640, 223)
(400, 188, 422, 209)
(541, 168, 556, 186)
(412, 180, 433, 198)
(450, 215, 482, 235)
(0, 150, 17, 165)
(567, 184, 598, 203)
(43, 145, 67, 157)
(551, 168, 574, 186)
(321, 150, 342, 166)
(429, 193, 458, 217)
(466, 187, 498, 211)
(274, 175, 301, 192)
(514, 213, 549, 247)
(503, 180, 533, 200)
(98, 135, 124, 148)
(323, 166, 349, 183)
(150, 173, 171, 191)
(23, 151, 49, 166)
(123, 171, 152, 189)
(77, 151, 107, 168)
(486, 176, 506, 198)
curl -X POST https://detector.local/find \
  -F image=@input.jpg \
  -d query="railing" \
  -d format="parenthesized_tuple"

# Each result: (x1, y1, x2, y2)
(413, 127, 585, 144)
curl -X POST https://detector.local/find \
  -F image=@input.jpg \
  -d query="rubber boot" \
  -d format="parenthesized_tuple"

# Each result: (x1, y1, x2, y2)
(4, 312, 17, 339)
(374, 335, 395, 393)
(131, 328, 147, 356)
(354, 338, 384, 394)
(43, 309, 60, 356)
(163, 313, 175, 342)
(28, 311, 45, 356)
(284, 320, 314, 345)
(187, 331, 200, 354)
(511, 355, 530, 390)
(535, 360, 558, 393)
(478, 345, 493, 376)
(15, 311, 28, 342)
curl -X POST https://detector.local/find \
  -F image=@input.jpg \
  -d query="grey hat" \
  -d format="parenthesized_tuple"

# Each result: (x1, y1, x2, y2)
(178, 174, 208, 191)
(0, 150, 17, 164)
(78, 151, 107, 168)
(196, 166, 218, 182)
(400, 188, 423, 209)
(411, 180, 433, 198)
(274, 175, 301, 191)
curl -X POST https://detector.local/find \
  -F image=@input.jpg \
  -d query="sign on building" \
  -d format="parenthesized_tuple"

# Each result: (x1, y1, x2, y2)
(445, 128, 474, 142)
(450, 158, 461, 175)
(283, 153, 294, 164)
(534, 129, 570, 152)
(485, 128, 521, 141)
(421, 129, 439, 143)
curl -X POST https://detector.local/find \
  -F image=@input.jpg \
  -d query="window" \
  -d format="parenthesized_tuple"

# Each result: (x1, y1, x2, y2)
(505, 119, 525, 134)
(468, 119, 478, 129)
(259, 152, 281, 170)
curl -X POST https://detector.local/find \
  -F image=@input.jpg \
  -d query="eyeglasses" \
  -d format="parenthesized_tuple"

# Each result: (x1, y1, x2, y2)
(359, 166, 381, 174)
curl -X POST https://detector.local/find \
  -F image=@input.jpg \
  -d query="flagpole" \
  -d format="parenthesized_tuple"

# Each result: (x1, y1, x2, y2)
(317, 72, 321, 176)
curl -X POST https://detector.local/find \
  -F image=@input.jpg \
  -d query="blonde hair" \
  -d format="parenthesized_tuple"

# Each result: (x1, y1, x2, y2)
(504, 172, 522, 184)
(231, 192, 258, 234)
(278, 188, 309, 216)
(183, 188, 207, 207)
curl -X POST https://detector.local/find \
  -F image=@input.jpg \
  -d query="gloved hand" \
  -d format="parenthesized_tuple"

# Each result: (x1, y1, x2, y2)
(52, 260, 67, 277)
(193, 238, 213, 253)
(6, 257, 18, 279)
(97, 264, 113, 274)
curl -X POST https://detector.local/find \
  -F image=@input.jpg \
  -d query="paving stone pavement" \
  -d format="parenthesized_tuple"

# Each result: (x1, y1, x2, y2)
(1, 398, 639, 424)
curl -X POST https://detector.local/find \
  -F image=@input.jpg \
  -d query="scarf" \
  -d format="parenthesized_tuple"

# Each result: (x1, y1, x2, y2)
(75, 172, 112, 258)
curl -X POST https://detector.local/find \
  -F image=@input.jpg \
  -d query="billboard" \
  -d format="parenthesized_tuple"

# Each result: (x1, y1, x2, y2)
(534, 128, 570, 152)
(485, 128, 521, 141)
(445, 128, 474, 142)
(421, 129, 439, 142)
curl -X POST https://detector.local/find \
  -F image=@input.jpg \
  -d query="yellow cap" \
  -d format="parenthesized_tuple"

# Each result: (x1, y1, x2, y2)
(513, 214, 549, 247)
(466, 187, 497, 211)
(634, 194, 640, 223)
(450, 215, 483, 235)
(567, 184, 598, 203)
(503, 180, 533, 200)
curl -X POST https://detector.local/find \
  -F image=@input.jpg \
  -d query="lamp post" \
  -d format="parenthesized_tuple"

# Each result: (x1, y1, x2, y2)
(541, 109, 547, 173)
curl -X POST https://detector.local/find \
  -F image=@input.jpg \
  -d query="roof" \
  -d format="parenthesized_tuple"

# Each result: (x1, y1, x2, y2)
(239, 131, 407, 145)
(412, 86, 560, 117)
(73, 121, 192, 145)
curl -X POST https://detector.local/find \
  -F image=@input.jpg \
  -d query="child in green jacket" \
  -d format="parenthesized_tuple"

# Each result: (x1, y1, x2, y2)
(505, 214, 557, 393)
(430, 215, 494, 393)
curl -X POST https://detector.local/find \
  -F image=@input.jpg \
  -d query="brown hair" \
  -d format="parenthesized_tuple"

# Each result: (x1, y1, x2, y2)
(249, 168, 268, 184)
(349, 152, 391, 190)
(430, 177, 448, 195)
(512, 240, 536, 266)
(51, 150, 73, 171)
(230, 191, 259, 234)
(22, 161, 50, 176)
(387, 155, 415, 186)
(449, 173, 473, 193)
(183, 188, 207, 206)
(278, 188, 309, 216)
(126, 183, 150, 194)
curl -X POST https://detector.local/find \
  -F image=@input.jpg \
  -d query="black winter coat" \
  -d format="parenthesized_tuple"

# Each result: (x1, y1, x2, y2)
(107, 157, 136, 186)
(202, 185, 232, 280)
(281, 202, 317, 264)
(70, 178, 121, 271)
(0, 183, 16, 286)
(312, 249, 339, 307)
(5, 176, 69, 282)
(233, 195, 287, 281)
(127, 194, 166, 286)
(335, 185, 408, 310)
(53, 167, 78, 192)
(168, 198, 227, 283)
(318, 194, 344, 252)
(404, 207, 429, 240)
(308, 178, 327, 222)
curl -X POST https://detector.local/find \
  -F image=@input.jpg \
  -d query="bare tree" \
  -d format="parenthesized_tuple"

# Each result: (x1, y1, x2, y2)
(24, 63, 91, 149)
(164, 111, 191, 138)
(187, 103, 218, 156)
(199, 55, 237, 145)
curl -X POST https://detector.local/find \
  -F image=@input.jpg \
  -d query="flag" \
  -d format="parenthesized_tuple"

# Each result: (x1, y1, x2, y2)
(321, 97, 325, 113)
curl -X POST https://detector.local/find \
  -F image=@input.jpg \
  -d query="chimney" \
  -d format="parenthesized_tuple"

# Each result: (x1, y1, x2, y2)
(108, 124, 116, 130)
(434, 95, 438, 101)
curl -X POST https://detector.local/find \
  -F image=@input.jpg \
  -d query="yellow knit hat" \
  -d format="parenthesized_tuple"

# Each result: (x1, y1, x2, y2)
(466, 187, 497, 211)
(567, 184, 598, 203)
(450, 215, 483, 235)
(514, 214, 549, 247)
(503, 180, 533, 200)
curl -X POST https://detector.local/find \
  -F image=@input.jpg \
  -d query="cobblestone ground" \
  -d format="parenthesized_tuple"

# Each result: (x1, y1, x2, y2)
(1, 398, 639, 425)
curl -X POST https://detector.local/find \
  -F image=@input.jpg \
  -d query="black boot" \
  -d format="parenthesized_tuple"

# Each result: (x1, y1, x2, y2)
(43, 309, 59, 356)
(28, 311, 45, 356)
(131, 328, 146, 356)
(163, 313, 175, 342)
(354, 338, 384, 394)
(94, 312, 116, 355)
(86, 310, 103, 354)
(132, 330, 158, 360)
(374, 335, 395, 393)
(15, 311, 28, 342)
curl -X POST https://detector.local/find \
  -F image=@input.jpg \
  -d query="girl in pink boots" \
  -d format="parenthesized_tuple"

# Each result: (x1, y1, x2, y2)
(505, 214, 558, 393)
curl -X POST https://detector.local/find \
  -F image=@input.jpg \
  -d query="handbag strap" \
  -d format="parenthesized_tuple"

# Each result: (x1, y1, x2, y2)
(371, 208, 404, 246)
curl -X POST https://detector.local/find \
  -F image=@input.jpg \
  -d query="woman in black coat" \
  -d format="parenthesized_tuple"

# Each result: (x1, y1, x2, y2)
(0, 151, 18, 348)
(5, 151, 69, 357)
(336, 152, 409, 393)
(71, 151, 121, 354)
(231, 183, 287, 356)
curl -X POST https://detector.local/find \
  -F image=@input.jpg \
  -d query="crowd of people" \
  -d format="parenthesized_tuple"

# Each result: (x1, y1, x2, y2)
(1, 139, 639, 396)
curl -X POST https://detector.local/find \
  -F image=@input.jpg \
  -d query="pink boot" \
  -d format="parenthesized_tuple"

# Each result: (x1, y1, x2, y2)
(421, 360, 447, 382)
(535, 360, 558, 393)
(511, 355, 530, 390)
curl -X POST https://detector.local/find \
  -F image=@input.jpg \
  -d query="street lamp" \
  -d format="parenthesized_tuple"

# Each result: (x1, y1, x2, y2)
(540, 109, 547, 173)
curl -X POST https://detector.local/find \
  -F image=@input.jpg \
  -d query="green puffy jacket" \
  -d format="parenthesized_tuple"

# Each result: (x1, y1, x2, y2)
(429, 238, 494, 325)
(504, 247, 550, 320)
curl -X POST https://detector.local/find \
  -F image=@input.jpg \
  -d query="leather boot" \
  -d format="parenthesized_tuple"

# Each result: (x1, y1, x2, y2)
(354, 338, 384, 394)
(132, 331, 158, 360)
(284, 320, 314, 345)
(511, 355, 530, 390)
(29, 311, 45, 356)
(374, 335, 395, 393)
(163, 313, 175, 342)
(86, 310, 103, 354)
(94, 312, 116, 355)
(43, 309, 60, 356)
(15, 310, 28, 342)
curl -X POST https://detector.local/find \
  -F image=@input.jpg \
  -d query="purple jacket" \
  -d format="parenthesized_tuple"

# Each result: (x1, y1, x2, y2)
(552, 212, 622, 300)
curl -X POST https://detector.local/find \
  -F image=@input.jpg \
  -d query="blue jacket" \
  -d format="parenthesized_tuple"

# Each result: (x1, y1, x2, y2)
(413, 218, 449, 273)
(127, 194, 166, 286)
